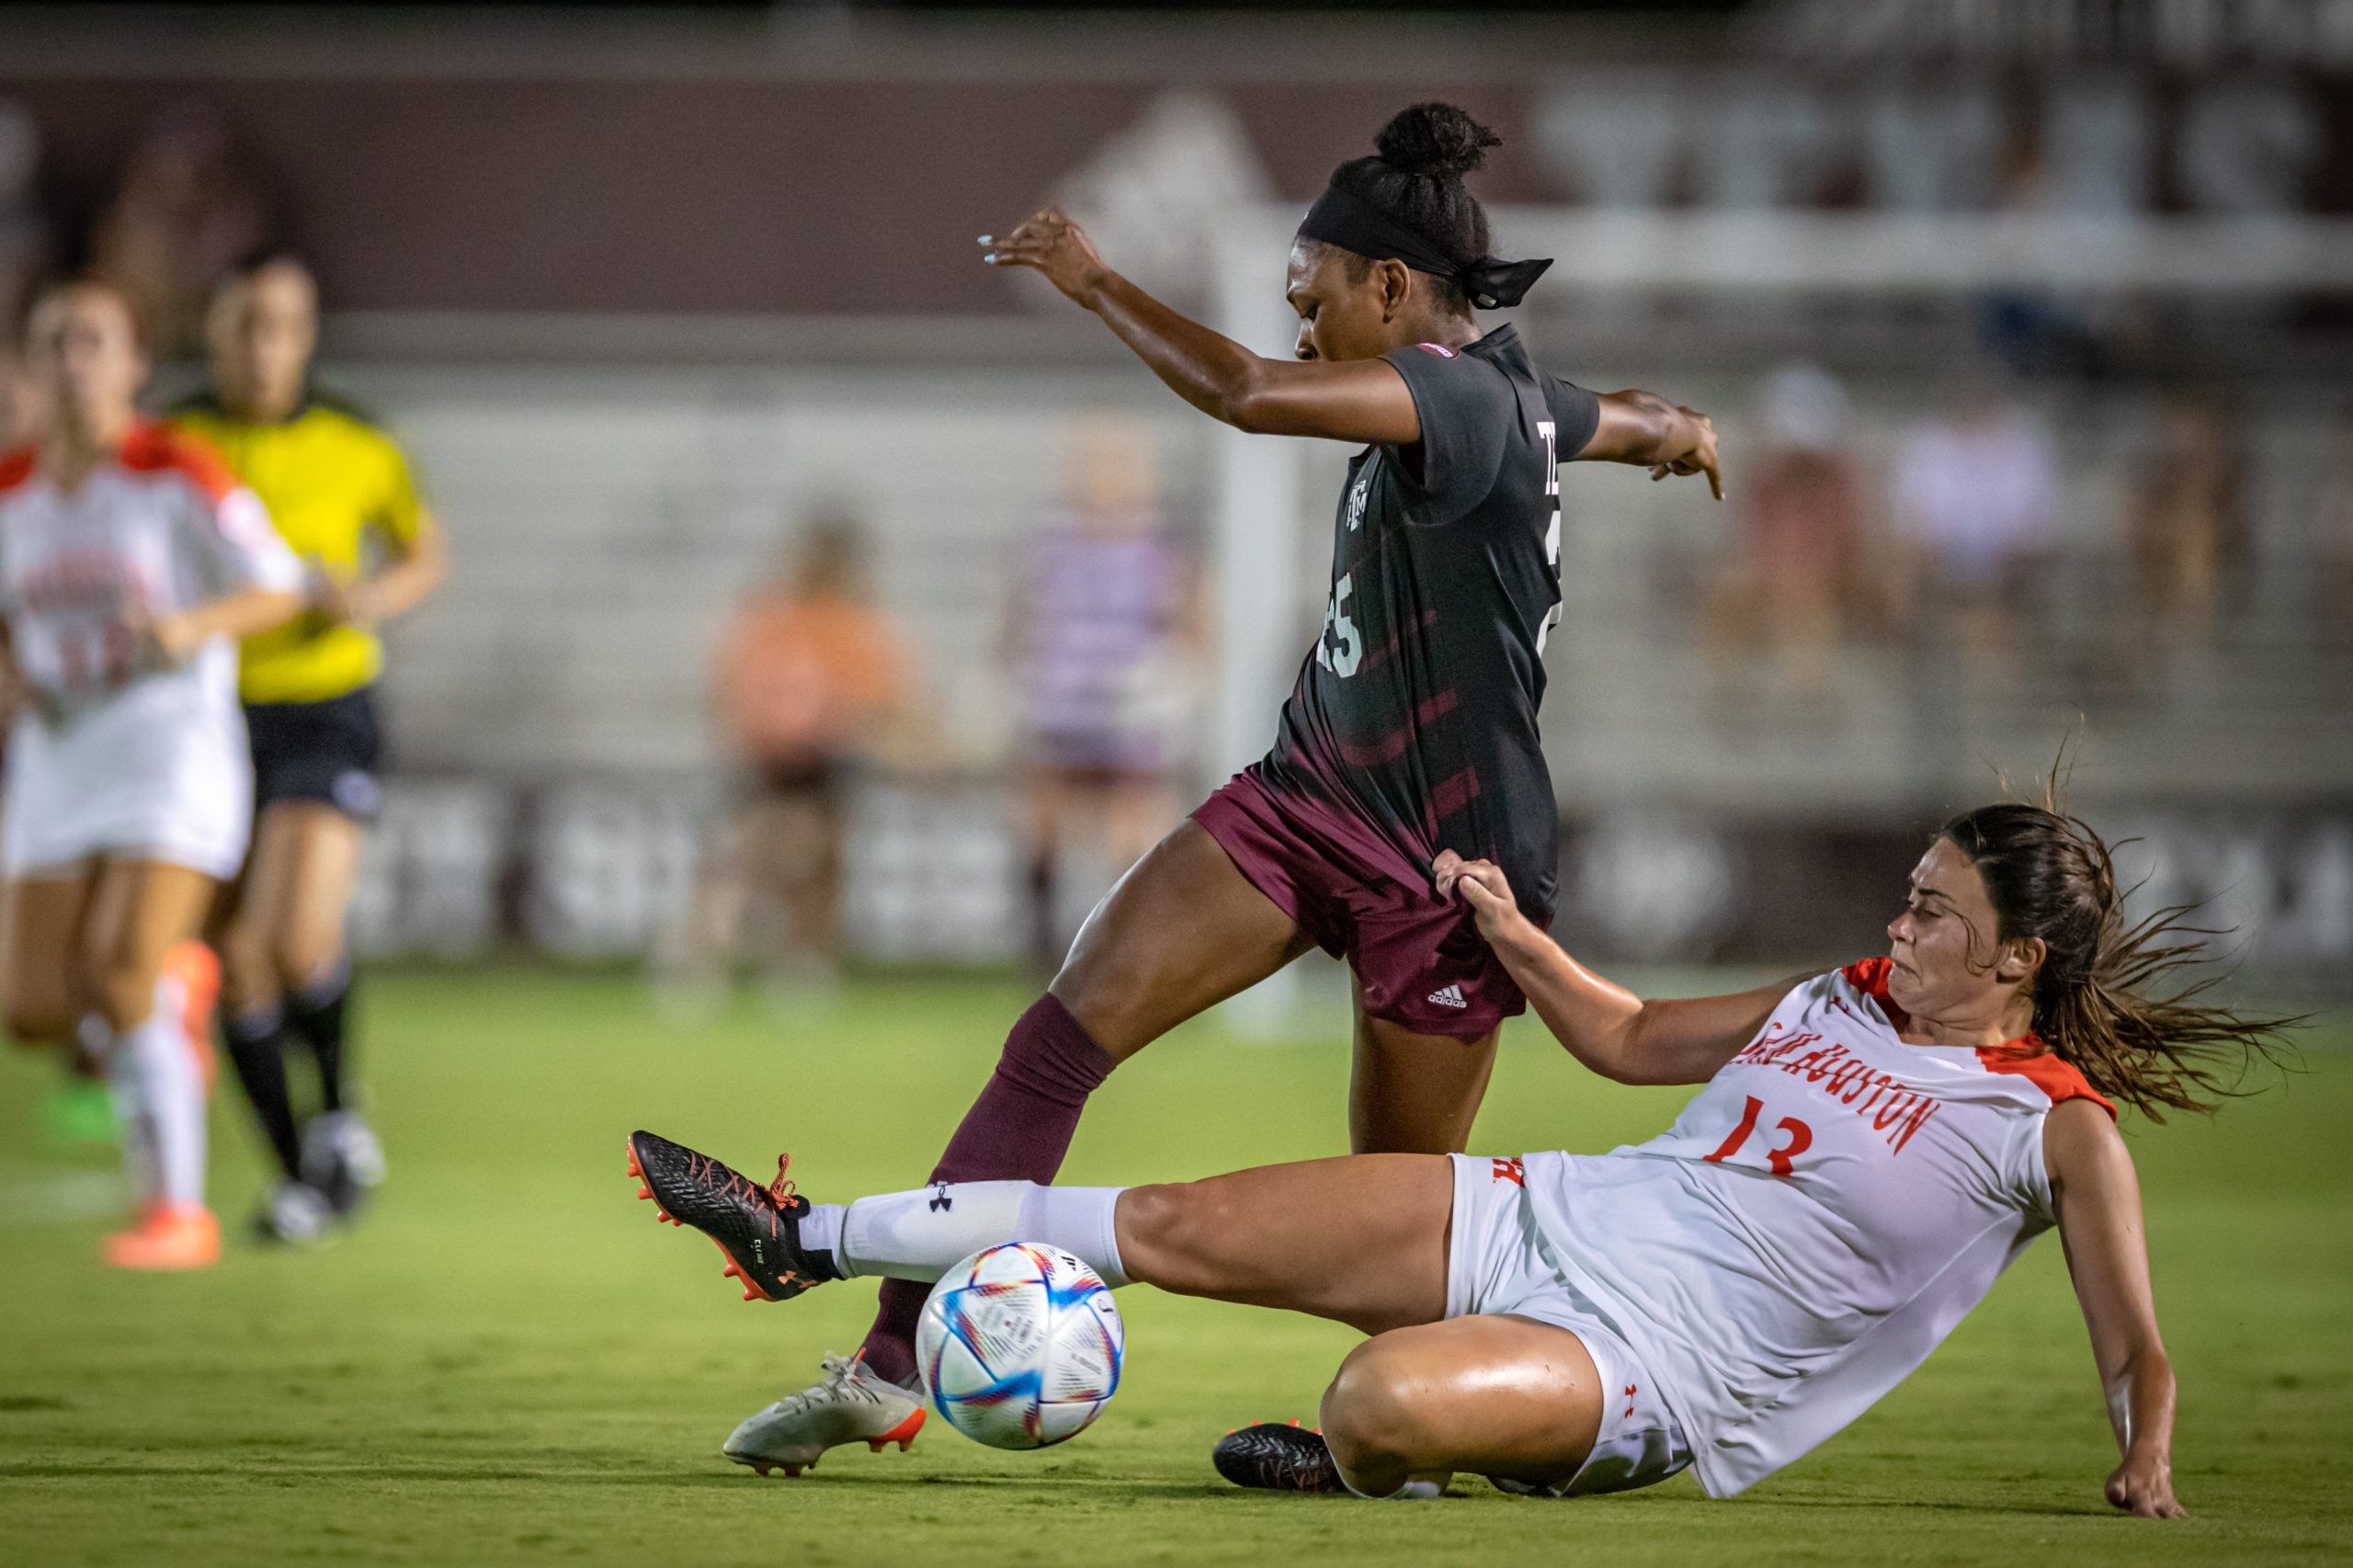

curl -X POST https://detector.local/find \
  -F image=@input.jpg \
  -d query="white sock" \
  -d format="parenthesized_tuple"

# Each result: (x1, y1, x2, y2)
(100, 1013, 159, 1206)
(1342, 1475, 1445, 1502)
(1017, 1184, 1129, 1287)
(835, 1181, 1026, 1281)
(830, 1181, 1130, 1287)
(800, 1201, 844, 1262)
(114, 974, 206, 1209)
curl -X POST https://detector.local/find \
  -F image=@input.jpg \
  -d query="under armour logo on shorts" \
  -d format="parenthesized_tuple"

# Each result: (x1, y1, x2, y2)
(928, 1182, 953, 1212)
(1491, 1156, 1525, 1187)
(1427, 983, 1468, 1010)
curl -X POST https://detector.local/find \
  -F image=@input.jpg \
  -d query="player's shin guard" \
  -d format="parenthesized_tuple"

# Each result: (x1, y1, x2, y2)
(287, 960, 352, 1113)
(98, 1013, 159, 1203)
(108, 974, 208, 1209)
(222, 1005, 302, 1180)
(858, 994, 1116, 1382)
(824, 1181, 1129, 1287)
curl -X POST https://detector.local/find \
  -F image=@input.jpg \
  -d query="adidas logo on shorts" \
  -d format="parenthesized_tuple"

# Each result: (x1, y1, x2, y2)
(1427, 983, 1468, 1010)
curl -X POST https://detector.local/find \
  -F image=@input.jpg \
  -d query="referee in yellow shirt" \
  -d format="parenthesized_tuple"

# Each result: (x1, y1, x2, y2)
(172, 255, 448, 1243)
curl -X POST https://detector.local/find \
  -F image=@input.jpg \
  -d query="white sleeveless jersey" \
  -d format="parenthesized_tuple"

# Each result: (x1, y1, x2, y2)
(0, 426, 300, 716)
(1521, 960, 2115, 1497)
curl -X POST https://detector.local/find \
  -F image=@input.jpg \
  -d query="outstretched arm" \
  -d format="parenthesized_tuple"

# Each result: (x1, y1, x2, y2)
(1575, 392, 1722, 500)
(145, 585, 303, 665)
(1432, 851, 1785, 1085)
(320, 513, 449, 627)
(2046, 1099, 2186, 1520)
(982, 208, 1422, 446)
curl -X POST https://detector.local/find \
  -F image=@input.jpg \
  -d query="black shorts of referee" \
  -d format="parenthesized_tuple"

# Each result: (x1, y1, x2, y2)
(244, 686, 386, 822)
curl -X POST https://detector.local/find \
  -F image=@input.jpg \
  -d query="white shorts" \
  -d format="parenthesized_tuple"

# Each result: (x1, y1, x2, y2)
(1447, 1153, 1695, 1497)
(4, 683, 253, 881)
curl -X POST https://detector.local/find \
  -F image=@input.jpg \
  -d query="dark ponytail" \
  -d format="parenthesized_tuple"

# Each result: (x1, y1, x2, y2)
(1939, 801, 2300, 1120)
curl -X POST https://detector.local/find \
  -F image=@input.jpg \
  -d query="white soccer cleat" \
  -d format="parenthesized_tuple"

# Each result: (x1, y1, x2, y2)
(721, 1353, 927, 1478)
(302, 1111, 387, 1211)
(254, 1180, 335, 1246)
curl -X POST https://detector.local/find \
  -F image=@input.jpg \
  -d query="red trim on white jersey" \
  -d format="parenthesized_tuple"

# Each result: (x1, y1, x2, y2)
(1839, 957, 1911, 1029)
(1973, 1045, 2116, 1120)
(1841, 957, 2115, 1119)
(116, 423, 238, 502)
(0, 426, 238, 503)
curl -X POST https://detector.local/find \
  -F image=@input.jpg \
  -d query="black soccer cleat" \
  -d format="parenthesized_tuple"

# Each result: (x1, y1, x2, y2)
(1212, 1421, 1347, 1494)
(626, 1130, 839, 1302)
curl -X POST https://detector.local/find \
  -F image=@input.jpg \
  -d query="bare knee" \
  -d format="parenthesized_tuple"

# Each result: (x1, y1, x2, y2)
(215, 924, 278, 1014)
(1319, 1341, 1425, 1477)
(89, 962, 158, 1033)
(270, 927, 344, 1000)
(1112, 1181, 1232, 1297)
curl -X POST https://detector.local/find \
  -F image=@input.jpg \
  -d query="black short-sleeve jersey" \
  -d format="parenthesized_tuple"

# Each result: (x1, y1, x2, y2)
(1256, 324, 1599, 920)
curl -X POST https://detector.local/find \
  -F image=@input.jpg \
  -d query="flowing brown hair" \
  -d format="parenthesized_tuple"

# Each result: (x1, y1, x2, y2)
(1938, 799, 2301, 1120)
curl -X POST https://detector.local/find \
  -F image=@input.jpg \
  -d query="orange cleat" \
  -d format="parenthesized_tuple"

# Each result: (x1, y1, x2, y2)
(164, 941, 222, 1096)
(102, 1202, 221, 1270)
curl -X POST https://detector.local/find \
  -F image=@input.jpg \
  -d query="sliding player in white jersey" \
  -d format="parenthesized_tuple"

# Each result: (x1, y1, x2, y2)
(0, 279, 303, 1269)
(629, 798, 2290, 1514)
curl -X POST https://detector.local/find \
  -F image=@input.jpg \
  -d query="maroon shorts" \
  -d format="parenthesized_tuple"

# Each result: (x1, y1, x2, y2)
(1192, 766, 1533, 1042)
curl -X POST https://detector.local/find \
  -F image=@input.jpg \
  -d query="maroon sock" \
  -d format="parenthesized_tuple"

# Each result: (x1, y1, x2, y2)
(856, 994, 1115, 1385)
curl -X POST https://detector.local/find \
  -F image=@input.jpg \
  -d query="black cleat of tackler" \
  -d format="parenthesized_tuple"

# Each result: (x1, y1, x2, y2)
(626, 1130, 839, 1302)
(1212, 1421, 1347, 1494)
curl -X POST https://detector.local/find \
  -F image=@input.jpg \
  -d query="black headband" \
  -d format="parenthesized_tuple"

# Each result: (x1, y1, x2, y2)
(1296, 184, 1552, 311)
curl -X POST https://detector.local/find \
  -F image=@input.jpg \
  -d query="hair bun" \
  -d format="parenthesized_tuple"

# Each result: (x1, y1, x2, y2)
(1373, 102, 1501, 181)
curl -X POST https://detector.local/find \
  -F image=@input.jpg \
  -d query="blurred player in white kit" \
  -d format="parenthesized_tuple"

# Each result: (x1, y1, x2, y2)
(0, 278, 301, 1268)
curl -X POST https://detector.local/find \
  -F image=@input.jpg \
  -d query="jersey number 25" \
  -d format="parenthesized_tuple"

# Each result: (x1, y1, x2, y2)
(1317, 573, 1361, 677)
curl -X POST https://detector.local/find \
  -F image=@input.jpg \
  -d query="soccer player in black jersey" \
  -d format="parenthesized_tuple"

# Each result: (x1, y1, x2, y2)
(649, 103, 1722, 1476)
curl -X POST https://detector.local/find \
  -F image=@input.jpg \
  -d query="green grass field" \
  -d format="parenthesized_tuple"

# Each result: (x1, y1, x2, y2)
(1, 970, 2347, 1566)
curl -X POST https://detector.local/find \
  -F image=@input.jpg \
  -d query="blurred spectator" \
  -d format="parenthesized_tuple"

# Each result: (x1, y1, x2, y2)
(659, 506, 911, 1005)
(1890, 381, 2060, 674)
(1006, 415, 1200, 971)
(88, 102, 272, 358)
(1974, 117, 2111, 377)
(0, 101, 46, 335)
(1706, 363, 1869, 718)
(2116, 394, 2245, 687)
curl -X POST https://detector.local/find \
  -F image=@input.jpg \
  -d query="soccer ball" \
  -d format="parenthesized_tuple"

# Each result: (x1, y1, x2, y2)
(915, 1243, 1125, 1449)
